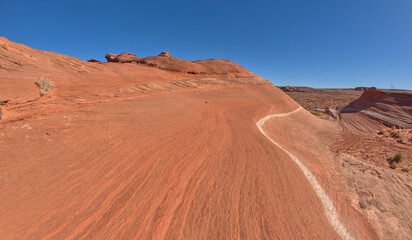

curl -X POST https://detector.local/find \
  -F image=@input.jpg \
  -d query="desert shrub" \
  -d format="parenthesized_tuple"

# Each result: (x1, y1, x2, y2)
(377, 129, 385, 135)
(311, 111, 322, 116)
(393, 152, 403, 163)
(391, 125, 397, 130)
(390, 161, 397, 169)
(34, 77, 53, 96)
(391, 131, 400, 138)
(401, 168, 409, 172)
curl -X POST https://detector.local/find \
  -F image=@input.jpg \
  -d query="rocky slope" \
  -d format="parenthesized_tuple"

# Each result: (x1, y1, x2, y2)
(342, 90, 412, 129)
(1, 37, 406, 239)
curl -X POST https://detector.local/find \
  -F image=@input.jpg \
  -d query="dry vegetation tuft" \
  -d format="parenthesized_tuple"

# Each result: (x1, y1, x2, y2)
(35, 77, 53, 96)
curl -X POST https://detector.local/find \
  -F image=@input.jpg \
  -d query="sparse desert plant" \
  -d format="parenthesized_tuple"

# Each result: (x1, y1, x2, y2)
(391, 125, 397, 130)
(34, 77, 53, 97)
(391, 131, 400, 139)
(390, 161, 397, 169)
(393, 152, 403, 163)
(377, 129, 385, 135)
(401, 168, 409, 172)
(311, 111, 322, 116)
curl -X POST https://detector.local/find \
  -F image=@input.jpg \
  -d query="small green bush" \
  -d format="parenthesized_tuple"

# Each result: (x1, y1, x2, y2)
(393, 153, 403, 163)
(377, 129, 385, 135)
(390, 161, 397, 169)
(401, 168, 409, 172)
(35, 77, 52, 96)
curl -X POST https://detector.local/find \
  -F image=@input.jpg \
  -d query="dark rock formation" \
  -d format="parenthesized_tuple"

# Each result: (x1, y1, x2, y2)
(355, 87, 378, 91)
(87, 59, 101, 63)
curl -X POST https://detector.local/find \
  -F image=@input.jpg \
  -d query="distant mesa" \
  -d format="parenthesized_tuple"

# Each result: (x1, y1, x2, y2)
(355, 86, 377, 91)
(279, 86, 297, 91)
(278, 86, 313, 92)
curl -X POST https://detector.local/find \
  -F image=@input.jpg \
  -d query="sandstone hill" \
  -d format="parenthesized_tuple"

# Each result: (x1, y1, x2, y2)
(341, 90, 412, 129)
(2, 37, 410, 239)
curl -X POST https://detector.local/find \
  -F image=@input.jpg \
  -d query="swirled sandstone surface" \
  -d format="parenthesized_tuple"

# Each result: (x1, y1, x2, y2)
(0, 37, 382, 239)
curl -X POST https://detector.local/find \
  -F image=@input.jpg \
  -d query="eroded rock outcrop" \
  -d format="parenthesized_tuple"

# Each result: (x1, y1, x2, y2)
(105, 53, 142, 63)
(338, 153, 412, 240)
(279, 86, 297, 91)
(158, 51, 171, 57)
(104, 52, 251, 76)
(355, 87, 377, 91)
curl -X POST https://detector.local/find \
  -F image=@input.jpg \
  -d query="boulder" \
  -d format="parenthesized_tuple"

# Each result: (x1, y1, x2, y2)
(105, 53, 142, 63)
(158, 52, 171, 58)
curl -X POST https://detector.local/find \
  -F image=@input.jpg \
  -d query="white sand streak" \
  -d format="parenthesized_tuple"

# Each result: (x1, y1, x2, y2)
(257, 106, 353, 240)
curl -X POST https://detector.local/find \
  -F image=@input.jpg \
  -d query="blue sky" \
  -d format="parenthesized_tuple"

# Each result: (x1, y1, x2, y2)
(1, 0, 411, 89)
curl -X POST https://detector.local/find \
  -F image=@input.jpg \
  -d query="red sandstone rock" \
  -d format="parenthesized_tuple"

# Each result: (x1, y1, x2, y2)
(0, 36, 388, 240)
(158, 51, 171, 57)
(105, 52, 142, 63)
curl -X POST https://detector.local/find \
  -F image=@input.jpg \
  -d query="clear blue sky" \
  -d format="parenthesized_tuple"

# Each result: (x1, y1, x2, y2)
(1, 0, 411, 89)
